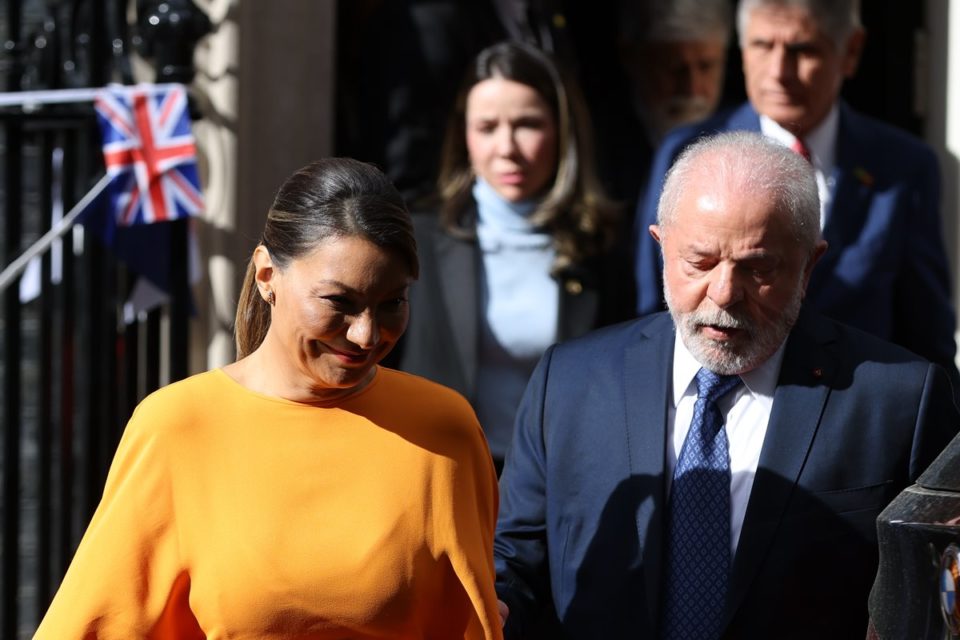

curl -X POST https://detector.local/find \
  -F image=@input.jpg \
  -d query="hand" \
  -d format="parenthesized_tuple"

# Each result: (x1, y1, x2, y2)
(497, 599, 509, 627)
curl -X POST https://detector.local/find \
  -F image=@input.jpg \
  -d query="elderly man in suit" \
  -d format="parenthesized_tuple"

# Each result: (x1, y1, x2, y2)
(603, 0, 733, 209)
(494, 131, 958, 639)
(617, 0, 732, 146)
(632, 0, 958, 382)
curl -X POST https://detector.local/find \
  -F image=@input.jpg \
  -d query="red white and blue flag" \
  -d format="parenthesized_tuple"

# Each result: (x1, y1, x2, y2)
(94, 84, 204, 226)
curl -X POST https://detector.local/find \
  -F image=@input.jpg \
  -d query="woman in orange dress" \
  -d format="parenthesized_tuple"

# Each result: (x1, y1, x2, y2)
(34, 158, 503, 639)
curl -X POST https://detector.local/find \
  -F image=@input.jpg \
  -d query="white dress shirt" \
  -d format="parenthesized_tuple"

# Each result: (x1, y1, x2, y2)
(666, 335, 786, 556)
(760, 105, 839, 230)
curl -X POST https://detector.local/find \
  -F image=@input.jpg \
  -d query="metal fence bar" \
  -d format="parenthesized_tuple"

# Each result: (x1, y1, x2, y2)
(55, 128, 78, 604)
(3, 33, 25, 637)
(34, 129, 55, 623)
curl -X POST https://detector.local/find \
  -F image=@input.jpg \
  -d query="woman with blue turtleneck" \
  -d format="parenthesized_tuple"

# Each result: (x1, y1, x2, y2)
(392, 41, 636, 473)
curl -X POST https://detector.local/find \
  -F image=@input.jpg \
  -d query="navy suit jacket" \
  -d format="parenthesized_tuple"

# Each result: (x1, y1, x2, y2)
(495, 310, 958, 639)
(632, 101, 958, 375)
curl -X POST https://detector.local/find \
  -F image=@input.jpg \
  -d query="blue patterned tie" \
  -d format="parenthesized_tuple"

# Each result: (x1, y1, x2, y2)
(661, 368, 741, 640)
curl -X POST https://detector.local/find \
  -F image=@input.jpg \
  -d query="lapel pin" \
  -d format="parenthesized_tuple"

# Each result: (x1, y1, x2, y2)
(854, 167, 875, 188)
(565, 279, 583, 295)
(812, 368, 823, 378)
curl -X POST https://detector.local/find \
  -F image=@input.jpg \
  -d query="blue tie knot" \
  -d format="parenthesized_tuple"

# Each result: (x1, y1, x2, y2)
(696, 368, 741, 407)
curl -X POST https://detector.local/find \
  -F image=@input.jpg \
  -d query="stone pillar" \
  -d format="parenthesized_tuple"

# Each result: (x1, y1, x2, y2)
(190, 0, 337, 369)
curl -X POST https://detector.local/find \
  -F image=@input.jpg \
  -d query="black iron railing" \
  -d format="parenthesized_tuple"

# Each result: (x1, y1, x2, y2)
(0, 1, 208, 637)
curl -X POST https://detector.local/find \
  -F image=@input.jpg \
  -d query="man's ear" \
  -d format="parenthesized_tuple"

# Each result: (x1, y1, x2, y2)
(649, 224, 663, 245)
(842, 27, 866, 78)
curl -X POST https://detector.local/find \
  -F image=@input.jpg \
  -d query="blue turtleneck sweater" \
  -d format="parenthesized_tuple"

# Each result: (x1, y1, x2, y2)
(472, 178, 559, 459)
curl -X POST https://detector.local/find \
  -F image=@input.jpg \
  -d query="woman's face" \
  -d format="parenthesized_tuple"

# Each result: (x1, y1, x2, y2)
(257, 235, 412, 403)
(465, 76, 558, 202)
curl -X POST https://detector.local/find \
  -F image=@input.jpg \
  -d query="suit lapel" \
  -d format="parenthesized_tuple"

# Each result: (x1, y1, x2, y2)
(622, 314, 674, 623)
(434, 230, 480, 395)
(809, 105, 876, 297)
(727, 103, 763, 132)
(724, 311, 837, 624)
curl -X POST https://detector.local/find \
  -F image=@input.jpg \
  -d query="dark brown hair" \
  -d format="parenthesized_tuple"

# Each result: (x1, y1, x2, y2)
(234, 158, 418, 358)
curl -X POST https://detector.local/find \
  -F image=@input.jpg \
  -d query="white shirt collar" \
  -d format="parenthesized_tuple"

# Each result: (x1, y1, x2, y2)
(759, 104, 839, 172)
(671, 330, 787, 407)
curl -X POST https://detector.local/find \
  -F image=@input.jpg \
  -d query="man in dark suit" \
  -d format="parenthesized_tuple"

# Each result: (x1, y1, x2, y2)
(494, 131, 958, 639)
(632, 0, 958, 380)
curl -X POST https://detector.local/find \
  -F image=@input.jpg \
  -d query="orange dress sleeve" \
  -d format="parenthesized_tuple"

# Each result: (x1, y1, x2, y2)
(439, 408, 502, 640)
(33, 399, 203, 639)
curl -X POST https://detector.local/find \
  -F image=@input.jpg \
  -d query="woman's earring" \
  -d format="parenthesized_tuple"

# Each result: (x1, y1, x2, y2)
(266, 291, 275, 306)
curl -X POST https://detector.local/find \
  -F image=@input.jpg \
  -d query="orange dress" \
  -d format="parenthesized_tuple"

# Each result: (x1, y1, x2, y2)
(34, 368, 502, 639)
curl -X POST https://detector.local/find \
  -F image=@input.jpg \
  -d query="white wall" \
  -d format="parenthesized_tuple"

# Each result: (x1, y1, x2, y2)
(925, 0, 960, 364)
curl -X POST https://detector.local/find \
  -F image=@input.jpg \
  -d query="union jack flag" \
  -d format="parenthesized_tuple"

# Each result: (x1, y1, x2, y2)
(94, 84, 204, 226)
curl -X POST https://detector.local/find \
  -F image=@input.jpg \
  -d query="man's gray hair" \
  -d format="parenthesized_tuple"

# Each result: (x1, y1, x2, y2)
(619, 0, 733, 45)
(736, 0, 861, 49)
(657, 131, 821, 250)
